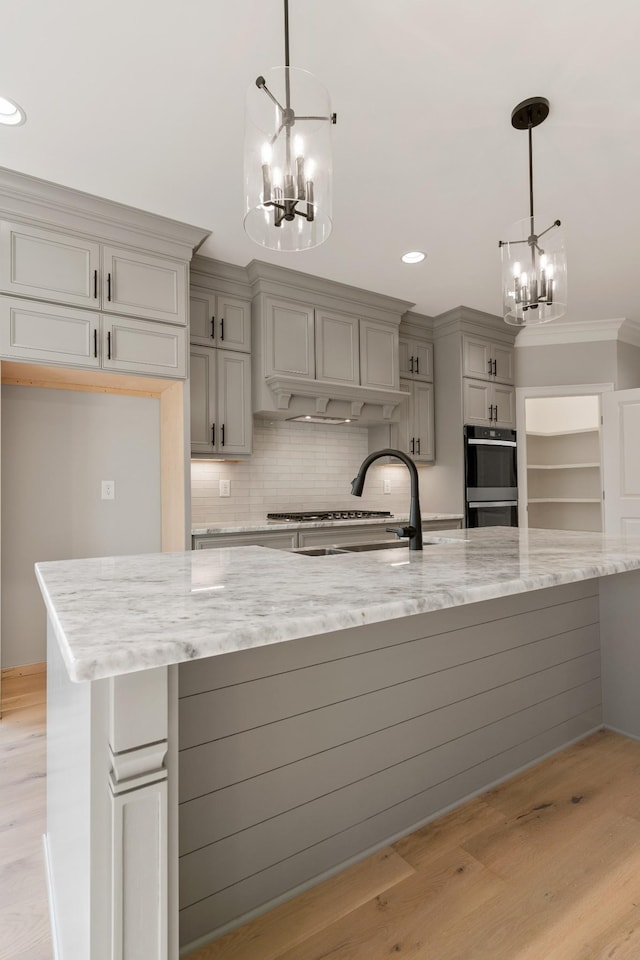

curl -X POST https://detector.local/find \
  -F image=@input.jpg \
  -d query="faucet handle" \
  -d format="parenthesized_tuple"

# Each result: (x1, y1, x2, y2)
(386, 525, 416, 540)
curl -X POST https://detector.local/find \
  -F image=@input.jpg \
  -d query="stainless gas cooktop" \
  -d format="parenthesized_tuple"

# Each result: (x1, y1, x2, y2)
(267, 510, 393, 522)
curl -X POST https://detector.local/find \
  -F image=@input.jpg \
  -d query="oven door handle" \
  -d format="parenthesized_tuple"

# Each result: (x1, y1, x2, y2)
(467, 439, 517, 447)
(467, 500, 518, 508)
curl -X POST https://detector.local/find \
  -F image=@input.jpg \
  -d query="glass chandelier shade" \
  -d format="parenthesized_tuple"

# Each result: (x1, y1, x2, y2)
(499, 97, 567, 326)
(244, 66, 334, 251)
(500, 216, 567, 325)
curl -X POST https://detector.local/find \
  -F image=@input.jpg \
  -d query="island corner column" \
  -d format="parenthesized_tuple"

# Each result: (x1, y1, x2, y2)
(45, 619, 177, 960)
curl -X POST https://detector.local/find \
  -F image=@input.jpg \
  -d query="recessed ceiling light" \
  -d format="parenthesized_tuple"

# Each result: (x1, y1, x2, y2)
(0, 95, 26, 126)
(402, 251, 426, 264)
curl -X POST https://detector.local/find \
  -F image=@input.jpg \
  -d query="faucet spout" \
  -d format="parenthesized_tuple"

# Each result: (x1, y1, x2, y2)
(351, 448, 423, 550)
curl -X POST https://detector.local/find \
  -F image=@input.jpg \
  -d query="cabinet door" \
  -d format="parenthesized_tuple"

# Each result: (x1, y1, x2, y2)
(102, 316, 186, 378)
(217, 295, 251, 353)
(217, 350, 252, 455)
(413, 380, 435, 462)
(463, 378, 492, 425)
(360, 318, 399, 390)
(493, 383, 516, 428)
(0, 295, 100, 368)
(0, 220, 100, 308)
(102, 246, 187, 325)
(462, 336, 492, 381)
(492, 343, 514, 384)
(194, 532, 296, 549)
(190, 346, 217, 455)
(264, 297, 315, 378)
(315, 310, 359, 385)
(400, 338, 433, 381)
(189, 291, 216, 345)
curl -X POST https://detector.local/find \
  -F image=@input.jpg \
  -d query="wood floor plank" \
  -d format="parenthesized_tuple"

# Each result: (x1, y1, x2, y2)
(0, 671, 52, 960)
(186, 847, 416, 960)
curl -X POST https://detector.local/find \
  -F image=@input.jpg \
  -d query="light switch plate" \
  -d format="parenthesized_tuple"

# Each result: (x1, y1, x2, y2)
(383, 479, 391, 494)
(219, 479, 231, 497)
(101, 480, 115, 500)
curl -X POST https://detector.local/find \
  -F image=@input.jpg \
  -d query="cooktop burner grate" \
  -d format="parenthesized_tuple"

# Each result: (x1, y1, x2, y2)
(267, 510, 393, 522)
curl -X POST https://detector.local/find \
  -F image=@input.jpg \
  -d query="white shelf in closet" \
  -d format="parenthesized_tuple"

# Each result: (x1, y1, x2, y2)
(527, 462, 601, 470)
(526, 428, 600, 437)
(528, 498, 602, 504)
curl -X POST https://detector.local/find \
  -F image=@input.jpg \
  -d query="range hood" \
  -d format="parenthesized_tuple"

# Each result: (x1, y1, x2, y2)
(256, 375, 410, 426)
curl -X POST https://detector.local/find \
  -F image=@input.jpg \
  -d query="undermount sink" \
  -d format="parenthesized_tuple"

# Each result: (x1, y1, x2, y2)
(292, 537, 468, 557)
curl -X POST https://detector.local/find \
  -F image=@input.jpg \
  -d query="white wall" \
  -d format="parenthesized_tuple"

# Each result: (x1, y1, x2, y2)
(1, 385, 162, 668)
(191, 419, 436, 525)
(525, 395, 600, 435)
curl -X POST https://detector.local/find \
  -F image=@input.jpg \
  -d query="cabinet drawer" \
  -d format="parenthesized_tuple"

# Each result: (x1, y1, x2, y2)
(0, 295, 99, 368)
(0, 221, 100, 308)
(297, 525, 396, 547)
(103, 316, 186, 378)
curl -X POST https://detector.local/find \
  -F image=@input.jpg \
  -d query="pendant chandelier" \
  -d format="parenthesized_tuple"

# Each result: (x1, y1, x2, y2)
(499, 97, 567, 326)
(243, 0, 337, 252)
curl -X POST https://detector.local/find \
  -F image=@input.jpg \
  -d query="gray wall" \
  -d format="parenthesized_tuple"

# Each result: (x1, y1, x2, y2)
(515, 340, 618, 389)
(616, 341, 640, 389)
(1, 385, 161, 668)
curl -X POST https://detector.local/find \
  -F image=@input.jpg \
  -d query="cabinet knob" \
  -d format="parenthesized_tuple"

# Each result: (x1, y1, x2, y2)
(415, 356, 420, 375)
(492, 358, 497, 377)
(220, 317, 225, 341)
(212, 424, 216, 446)
(93, 269, 98, 300)
(107, 330, 111, 360)
(488, 359, 492, 376)
(221, 424, 225, 447)
(107, 272, 112, 302)
(416, 438, 421, 454)
(409, 356, 414, 374)
(211, 317, 215, 339)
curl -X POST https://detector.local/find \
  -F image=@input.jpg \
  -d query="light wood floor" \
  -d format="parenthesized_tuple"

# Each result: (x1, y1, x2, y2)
(5, 676, 640, 960)
(0, 666, 52, 960)
(187, 728, 640, 960)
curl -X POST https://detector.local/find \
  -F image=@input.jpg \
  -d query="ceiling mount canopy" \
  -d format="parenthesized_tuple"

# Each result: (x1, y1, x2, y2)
(499, 96, 567, 326)
(243, 0, 337, 252)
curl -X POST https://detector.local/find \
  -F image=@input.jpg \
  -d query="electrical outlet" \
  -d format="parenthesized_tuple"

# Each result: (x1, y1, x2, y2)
(383, 479, 391, 494)
(219, 479, 231, 497)
(101, 480, 115, 501)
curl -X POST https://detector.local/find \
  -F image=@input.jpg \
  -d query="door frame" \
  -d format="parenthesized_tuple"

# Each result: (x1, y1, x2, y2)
(515, 382, 614, 529)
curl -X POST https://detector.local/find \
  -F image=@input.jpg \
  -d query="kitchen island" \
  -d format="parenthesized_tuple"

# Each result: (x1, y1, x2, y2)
(36, 527, 640, 959)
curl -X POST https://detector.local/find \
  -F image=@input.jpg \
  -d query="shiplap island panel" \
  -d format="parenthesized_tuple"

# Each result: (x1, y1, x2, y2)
(35, 528, 640, 957)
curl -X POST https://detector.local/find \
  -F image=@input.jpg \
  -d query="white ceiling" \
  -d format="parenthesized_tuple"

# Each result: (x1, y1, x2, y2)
(1, 0, 639, 322)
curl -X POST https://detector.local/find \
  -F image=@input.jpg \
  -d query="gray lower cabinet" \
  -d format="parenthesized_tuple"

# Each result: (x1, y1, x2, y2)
(0, 294, 186, 378)
(192, 518, 462, 551)
(190, 345, 252, 456)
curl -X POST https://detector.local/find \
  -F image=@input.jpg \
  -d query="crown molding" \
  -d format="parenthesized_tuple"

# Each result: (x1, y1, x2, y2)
(190, 256, 252, 298)
(247, 259, 415, 325)
(401, 311, 435, 340)
(514, 318, 640, 348)
(431, 305, 516, 343)
(0, 165, 210, 260)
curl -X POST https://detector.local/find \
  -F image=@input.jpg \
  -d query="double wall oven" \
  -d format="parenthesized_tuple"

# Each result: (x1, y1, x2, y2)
(464, 425, 518, 527)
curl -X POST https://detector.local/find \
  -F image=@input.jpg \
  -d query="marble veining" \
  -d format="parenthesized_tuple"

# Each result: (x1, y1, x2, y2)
(36, 527, 640, 683)
(191, 513, 463, 536)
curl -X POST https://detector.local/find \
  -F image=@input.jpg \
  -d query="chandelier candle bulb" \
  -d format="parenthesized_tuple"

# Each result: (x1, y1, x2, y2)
(306, 179, 314, 221)
(296, 155, 306, 199)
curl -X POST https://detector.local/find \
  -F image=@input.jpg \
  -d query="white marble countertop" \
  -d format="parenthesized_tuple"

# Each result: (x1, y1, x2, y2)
(36, 527, 640, 684)
(191, 513, 463, 536)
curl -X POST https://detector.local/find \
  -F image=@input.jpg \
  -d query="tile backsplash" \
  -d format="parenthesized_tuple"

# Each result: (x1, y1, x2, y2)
(191, 419, 432, 525)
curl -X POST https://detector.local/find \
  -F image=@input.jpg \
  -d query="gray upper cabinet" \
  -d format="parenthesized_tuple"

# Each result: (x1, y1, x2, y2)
(263, 296, 315, 379)
(399, 337, 433, 382)
(190, 345, 251, 456)
(463, 377, 515, 428)
(190, 289, 250, 352)
(101, 245, 187, 325)
(0, 221, 188, 327)
(462, 335, 514, 384)
(0, 220, 101, 308)
(315, 309, 360, 385)
(102, 315, 186, 378)
(359, 318, 399, 390)
(0, 294, 100, 368)
(0, 293, 186, 378)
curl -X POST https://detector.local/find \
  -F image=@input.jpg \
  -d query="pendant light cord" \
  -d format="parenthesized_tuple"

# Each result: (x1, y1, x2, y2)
(528, 118, 535, 229)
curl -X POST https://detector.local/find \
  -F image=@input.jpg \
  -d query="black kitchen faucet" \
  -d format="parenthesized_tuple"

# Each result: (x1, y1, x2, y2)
(350, 449, 423, 550)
